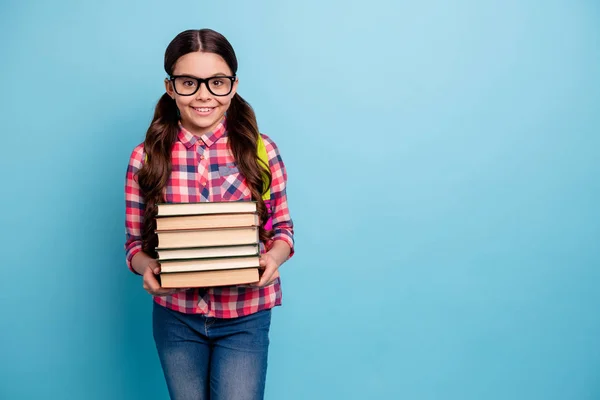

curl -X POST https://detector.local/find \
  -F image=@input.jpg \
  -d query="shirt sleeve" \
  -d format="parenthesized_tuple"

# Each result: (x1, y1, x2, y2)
(261, 134, 295, 258)
(124, 144, 146, 274)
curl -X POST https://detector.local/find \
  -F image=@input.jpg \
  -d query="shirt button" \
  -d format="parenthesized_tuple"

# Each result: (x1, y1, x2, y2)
(200, 155, 204, 160)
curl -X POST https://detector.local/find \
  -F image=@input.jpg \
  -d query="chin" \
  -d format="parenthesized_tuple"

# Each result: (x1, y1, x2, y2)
(197, 117, 219, 128)
(185, 116, 219, 132)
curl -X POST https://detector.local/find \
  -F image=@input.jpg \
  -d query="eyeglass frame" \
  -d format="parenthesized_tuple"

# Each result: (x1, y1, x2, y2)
(168, 75, 237, 97)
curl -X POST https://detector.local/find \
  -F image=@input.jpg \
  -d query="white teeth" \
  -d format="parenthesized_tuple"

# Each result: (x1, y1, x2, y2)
(195, 107, 213, 112)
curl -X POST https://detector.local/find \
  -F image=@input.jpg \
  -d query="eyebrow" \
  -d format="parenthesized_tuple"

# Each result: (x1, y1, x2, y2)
(173, 73, 231, 78)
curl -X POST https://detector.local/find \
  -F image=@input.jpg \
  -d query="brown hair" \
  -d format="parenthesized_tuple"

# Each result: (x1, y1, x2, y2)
(137, 29, 272, 257)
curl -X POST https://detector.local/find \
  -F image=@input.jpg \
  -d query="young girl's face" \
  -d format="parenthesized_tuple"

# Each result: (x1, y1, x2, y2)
(166, 51, 238, 136)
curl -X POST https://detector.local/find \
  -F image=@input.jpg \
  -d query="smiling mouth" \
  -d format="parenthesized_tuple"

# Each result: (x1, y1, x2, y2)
(193, 106, 215, 113)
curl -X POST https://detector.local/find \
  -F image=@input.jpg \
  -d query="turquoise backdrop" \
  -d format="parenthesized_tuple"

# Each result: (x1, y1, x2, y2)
(1, 1, 599, 399)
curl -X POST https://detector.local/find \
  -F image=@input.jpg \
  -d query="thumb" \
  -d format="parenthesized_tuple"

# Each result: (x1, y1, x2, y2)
(150, 261, 161, 275)
(145, 261, 160, 276)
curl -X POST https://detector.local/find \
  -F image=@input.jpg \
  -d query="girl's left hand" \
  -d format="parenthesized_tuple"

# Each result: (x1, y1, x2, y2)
(256, 253, 280, 287)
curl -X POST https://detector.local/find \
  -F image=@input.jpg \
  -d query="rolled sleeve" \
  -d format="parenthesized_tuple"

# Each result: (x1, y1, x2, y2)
(124, 144, 146, 274)
(262, 134, 295, 258)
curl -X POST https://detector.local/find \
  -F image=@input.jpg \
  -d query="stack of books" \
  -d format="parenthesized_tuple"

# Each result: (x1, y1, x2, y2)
(155, 201, 261, 288)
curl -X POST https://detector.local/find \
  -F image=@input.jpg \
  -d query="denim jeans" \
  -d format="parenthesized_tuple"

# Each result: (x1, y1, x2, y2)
(152, 301, 272, 400)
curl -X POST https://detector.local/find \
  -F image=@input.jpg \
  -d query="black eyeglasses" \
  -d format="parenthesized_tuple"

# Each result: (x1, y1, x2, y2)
(169, 75, 236, 97)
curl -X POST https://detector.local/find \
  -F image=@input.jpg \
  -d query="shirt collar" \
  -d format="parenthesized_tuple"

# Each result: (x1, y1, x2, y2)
(177, 117, 227, 148)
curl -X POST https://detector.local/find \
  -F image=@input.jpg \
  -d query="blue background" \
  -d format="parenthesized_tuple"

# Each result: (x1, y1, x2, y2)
(1, 0, 599, 399)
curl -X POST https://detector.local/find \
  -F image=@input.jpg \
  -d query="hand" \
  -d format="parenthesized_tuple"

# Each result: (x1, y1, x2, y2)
(142, 260, 190, 296)
(255, 253, 281, 287)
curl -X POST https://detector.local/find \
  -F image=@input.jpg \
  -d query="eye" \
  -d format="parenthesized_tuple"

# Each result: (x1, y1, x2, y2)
(211, 79, 224, 87)
(183, 80, 196, 87)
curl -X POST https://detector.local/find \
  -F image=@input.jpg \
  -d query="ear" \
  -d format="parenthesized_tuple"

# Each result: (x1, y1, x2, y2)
(165, 78, 175, 99)
(230, 77, 239, 97)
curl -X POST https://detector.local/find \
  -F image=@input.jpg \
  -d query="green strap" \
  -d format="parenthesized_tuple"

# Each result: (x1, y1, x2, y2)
(256, 134, 271, 201)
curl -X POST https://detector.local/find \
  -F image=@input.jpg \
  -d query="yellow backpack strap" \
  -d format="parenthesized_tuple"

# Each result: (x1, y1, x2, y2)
(256, 134, 271, 201)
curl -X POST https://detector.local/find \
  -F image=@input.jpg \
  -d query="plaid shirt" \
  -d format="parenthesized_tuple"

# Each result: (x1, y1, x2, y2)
(124, 119, 294, 318)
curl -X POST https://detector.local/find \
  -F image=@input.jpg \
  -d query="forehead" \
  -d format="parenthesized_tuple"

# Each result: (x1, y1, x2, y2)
(173, 51, 232, 77)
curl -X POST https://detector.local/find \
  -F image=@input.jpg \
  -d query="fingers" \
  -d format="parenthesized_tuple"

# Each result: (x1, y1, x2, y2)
(146, 285, 189, 296)
(143, 268, 161, 293)
(149, 260, 161, 275)
(143, 264, 190, 296)
(254, 254, 281, 287)
(258, 256, 267, 269)
(151, 288, 187, 296)
(266, 269, 280, 286)
(256, 267, 271, 287)
(257, 267, 280, 287)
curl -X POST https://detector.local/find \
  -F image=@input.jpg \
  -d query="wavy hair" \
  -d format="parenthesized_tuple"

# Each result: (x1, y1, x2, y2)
(137, 29, 272, 257)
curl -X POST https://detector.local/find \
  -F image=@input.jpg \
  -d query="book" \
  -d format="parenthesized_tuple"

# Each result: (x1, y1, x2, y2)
(156, 227, 259, 249)
(157, 244, 259, 261)
(160, 255, 260, 273)
(160, 268, 260, 288)
(153, 201, 263, 288)
(156, 213, 258, 231)
(157, 201, 257, 217)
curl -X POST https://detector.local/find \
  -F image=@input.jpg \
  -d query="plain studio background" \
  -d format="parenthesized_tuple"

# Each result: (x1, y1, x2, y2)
(1, 1, 599, 399)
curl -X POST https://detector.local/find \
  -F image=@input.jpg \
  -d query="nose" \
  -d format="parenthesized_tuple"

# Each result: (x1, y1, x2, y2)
(195, 81, 212, 100)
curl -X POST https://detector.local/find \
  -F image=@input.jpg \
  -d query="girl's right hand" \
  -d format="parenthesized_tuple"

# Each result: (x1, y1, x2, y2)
(142, 260, 190, 296)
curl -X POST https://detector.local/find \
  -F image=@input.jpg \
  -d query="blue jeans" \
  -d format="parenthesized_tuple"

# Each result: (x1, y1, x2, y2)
(152, 302, 271, 400)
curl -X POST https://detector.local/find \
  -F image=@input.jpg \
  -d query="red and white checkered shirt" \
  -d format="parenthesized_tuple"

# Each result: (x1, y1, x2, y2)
(124, 119, 294, 318)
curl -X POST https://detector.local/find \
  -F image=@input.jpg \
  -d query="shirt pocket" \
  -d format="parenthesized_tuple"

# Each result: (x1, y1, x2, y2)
(219, 163, 252, 201)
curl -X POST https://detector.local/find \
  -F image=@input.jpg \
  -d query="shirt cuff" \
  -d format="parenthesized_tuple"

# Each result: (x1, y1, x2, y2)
(271, 230, 295, 259)
(126, 243, 143, 275)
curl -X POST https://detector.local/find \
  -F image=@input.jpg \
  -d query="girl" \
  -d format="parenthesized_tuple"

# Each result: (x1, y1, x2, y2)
(124, 28, 294, 400)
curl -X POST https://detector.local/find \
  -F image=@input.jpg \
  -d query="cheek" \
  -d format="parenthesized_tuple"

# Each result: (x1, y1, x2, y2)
(176, 98, 193, 109)
(216, 97, 232, 110)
